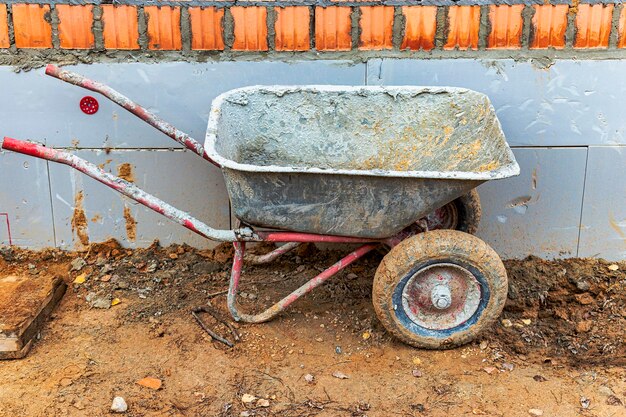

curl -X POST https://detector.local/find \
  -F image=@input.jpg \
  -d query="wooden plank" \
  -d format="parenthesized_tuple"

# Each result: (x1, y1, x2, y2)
(0, 274, 66, 360)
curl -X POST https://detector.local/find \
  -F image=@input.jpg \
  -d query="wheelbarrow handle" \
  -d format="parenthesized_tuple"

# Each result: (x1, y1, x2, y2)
(0, 136, 247, 242)
(44, 64, 221, 168)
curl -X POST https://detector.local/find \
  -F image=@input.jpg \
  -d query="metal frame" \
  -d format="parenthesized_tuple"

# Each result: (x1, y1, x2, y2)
(0, 65, 397, 330)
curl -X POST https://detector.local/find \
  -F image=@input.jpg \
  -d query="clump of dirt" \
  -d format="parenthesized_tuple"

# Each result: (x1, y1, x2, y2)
(492, 256, 626, 366)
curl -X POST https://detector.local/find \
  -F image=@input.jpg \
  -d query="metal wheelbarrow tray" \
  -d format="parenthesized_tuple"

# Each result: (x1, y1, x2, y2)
(207, 86, 518, 238)
(1, 66, 520, 350)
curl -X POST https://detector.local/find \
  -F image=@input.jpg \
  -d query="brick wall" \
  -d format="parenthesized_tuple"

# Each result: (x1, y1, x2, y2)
(0, 2, 625, 56)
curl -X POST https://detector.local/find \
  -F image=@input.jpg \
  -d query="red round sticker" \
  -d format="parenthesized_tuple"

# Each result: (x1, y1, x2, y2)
(80, 96, 99, 115)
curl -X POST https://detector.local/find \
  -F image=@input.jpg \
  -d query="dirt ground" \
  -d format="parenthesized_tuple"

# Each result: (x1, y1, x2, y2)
(0, 241, 625, 417)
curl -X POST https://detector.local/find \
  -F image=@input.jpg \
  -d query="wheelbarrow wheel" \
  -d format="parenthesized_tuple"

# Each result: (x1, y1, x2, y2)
(372, 230, 507, 349)
(422, 189, 481, 234)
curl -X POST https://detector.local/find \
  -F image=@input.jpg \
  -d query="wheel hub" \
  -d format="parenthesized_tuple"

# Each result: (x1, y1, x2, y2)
(422, 202, 459, 230)
(431, 284, 452, 309)
(401, 263, 481, 330)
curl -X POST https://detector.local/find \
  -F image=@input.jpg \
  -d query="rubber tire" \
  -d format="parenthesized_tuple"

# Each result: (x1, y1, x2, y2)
(452, 189, 482, 235)
(372, 230, 508, 349)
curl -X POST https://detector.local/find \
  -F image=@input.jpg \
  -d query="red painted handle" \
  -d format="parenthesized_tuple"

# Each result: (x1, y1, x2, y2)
(44, 64, 221, 168)
(2, 136, 56, 160)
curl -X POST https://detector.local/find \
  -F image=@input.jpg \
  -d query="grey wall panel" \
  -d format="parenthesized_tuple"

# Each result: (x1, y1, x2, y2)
(370, 59, 626, 147)
(578, 146, 626, 259)
(0, 152, 55, 248)
(476, 147, 587, 259)
(48, 149, 229, 249)
(0, 61, 365, 149)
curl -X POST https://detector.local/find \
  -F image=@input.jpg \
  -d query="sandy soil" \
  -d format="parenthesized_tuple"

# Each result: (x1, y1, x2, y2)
(0, 241, 625, 417)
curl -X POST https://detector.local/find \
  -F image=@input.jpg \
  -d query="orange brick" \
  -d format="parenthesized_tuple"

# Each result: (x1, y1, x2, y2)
(619, 7, 626, 49)
(401, 6, 436, 51)
(530, 5, 568, 49)
(315, 7, 352, 51)
(359, 6, 393, 50)
(102, 5, 139, 50)
(444, 6, 480, 50)
(488, 5, 524, 49)
(189, 7, 224, 50)
(275, 7, 310, 51)
(0, 4, 9, 48)
(57, 5, 94, 49)
(575, 4, 613, 49)
(231, 6, 267, 51)
(12, 4, 52, 49)
(145, 6, 182, 50)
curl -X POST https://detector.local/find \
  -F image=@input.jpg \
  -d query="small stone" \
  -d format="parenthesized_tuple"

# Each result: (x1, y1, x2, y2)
(71, 258, 86, 272)
(607, 264, 619, 271)
(576, 320, 593, 333)
(528, 409, 543, 416)
(533, 375, 547, 382)
(521, 319, 532, 326)
(86, 293, 111, 309)
(483, 367, 497, 374)
(576, 280, 590, 291)
(315, 337, 323, 342)
(346, 273, 358, 280)
(100, 274, 112, 282)
(240, 412, 251, 417)
(256, 399, 270, 407)
(241, 394, 256, 404)
(304, 374, 315, 383)
(575, 293, 594, 305)
(136, 377, 162, 390)
(412, 369, 422, 378)
(335, 346, 342, 354)
(501, 319, 513, 328)
(606, 395, 623, 406)
(332, 371, 349, 379)
(479, 340, 489, 350)
(580, 396, 590, 409)
(598, 386, 614, 397)
(501, 363, 515, 371)
(412, 357, 422, 366)
(362, 331, 371, 340)
(146, 262, 158, 273)
(111, 397, 128, 413)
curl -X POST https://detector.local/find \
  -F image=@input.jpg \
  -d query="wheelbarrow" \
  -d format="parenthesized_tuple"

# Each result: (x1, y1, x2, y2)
(1, 65, 519, 349)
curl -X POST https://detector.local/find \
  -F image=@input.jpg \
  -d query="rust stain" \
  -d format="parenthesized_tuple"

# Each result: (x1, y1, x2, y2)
(117, 163, 135, 183)
(123, 205, 137, 242)
(90, 213, 102, 223)
(532, 168, 538, 189)
(608, 212, 626, 243)
(97, 159, 113, 170)
(71, 191, 89, 247)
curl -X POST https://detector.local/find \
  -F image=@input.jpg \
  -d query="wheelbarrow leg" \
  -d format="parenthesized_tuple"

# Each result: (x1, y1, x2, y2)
(227, 242, 379, 323)
(244, 242, 301, 265)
